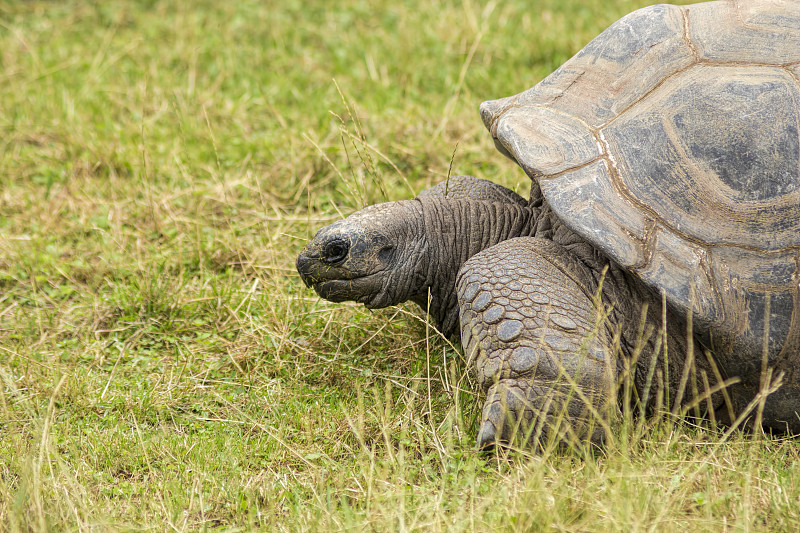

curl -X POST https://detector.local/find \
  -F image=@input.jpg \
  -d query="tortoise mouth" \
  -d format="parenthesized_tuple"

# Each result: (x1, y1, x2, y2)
(297, 253, 363, 287)
(312, 270, 390, 309)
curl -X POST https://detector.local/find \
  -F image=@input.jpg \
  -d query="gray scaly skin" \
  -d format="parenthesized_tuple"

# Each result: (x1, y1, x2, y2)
(297, 176, 713, 448)
(296, 178, 533, 337)
(457, 235, 713, 447)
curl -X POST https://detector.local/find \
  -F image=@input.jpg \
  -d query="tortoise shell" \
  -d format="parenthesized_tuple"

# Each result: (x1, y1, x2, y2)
(480, 0, 800, 364)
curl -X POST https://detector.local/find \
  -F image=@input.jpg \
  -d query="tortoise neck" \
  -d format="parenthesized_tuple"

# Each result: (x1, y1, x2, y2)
(414, 197, 541, 336)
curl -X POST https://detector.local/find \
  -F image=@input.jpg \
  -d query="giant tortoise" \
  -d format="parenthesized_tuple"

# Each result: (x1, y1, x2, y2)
(296, 0, 800, 448)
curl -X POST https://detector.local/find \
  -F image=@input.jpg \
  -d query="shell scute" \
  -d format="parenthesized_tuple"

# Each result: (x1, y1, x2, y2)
(481, 0, 800, 360)
(493, 107, 598, 176)
(688, 0, 800, 64)
(483, 3, 692, 130)
(602, 64, 800, 251)
(540, 160, 648, 268)
(637, 227, 721, 329)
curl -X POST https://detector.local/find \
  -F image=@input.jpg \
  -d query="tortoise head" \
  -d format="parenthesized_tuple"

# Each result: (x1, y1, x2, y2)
(296, 201, 426, 310)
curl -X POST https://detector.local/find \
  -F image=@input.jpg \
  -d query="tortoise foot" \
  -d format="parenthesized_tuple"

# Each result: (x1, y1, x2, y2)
(458, 237, 618, 448)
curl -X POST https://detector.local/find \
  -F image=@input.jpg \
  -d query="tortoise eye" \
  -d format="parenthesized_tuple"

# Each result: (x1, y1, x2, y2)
(378, 244, 394, 263)
(322, 239, 348, 264)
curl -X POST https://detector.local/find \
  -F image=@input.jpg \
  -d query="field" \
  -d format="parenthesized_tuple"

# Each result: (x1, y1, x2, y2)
(2, 0, 800, 530)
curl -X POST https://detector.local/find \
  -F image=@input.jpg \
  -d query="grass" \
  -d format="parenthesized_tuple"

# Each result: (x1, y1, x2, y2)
(1, 0, 799, 530)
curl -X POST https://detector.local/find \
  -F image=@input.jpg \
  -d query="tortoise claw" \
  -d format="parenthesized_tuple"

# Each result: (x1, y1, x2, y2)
(476, 420, 500, 451)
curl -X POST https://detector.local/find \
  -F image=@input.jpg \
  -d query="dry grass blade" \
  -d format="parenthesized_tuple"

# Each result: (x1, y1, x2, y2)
(1, 0, 796, 531)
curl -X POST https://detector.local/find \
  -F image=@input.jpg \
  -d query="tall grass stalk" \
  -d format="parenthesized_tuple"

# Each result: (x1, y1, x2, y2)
(1, 0, 797, 531)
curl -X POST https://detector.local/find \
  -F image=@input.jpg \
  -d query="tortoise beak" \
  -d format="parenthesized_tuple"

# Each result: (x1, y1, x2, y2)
(295, 249, 318, 288)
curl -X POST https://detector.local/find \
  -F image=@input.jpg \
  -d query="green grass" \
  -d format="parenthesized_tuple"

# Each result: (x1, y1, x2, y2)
(2, 0, 799, 530)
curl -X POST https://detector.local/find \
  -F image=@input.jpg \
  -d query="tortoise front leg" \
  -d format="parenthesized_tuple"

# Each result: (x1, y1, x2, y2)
(456, 237, 618, 449)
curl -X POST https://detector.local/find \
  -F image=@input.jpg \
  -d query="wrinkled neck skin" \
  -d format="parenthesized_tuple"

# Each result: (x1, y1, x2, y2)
(412, 197, 541, 336)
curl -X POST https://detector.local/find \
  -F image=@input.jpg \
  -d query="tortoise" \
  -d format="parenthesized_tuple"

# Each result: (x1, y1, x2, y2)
(297, 0, 800, 448)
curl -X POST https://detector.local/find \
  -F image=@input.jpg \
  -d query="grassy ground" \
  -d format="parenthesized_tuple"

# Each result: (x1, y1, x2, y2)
(2, 0, 799, 530)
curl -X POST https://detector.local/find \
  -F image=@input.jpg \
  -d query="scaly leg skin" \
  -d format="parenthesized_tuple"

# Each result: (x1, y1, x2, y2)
(457, 237, 618, 449)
